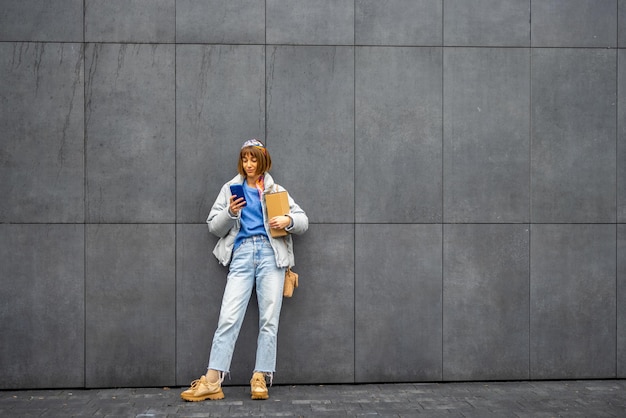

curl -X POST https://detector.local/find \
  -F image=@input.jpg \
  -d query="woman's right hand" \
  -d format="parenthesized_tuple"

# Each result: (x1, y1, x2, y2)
(229, 195, 246, 216)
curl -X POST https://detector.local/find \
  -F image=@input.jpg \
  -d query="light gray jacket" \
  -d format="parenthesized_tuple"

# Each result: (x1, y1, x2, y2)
(206, 173, 308, 267)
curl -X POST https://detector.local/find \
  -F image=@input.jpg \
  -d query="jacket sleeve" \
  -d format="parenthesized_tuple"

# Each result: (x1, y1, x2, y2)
(284, 192, 308, 235)
(206, 183, 238, 238)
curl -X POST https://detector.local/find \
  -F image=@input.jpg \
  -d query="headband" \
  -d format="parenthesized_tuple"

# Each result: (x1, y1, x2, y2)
(241, 138, 266, 151)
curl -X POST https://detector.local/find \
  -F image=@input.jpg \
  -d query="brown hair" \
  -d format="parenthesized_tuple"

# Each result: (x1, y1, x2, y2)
(237, 145, 272, 177)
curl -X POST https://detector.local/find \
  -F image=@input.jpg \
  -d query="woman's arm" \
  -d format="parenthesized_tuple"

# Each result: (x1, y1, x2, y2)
(206, 183, 238, 238)
(284, 194, 308, 235)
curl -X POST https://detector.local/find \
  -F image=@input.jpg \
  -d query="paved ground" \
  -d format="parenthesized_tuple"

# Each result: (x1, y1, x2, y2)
(1, 380, 624, 417)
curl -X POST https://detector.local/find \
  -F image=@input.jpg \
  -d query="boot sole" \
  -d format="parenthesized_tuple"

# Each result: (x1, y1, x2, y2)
(181, 389, 225, 402)
(251, 392, 269, 400)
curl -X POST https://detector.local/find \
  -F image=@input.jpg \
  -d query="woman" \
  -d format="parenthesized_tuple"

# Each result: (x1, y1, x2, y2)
(181, 139, 308, 402)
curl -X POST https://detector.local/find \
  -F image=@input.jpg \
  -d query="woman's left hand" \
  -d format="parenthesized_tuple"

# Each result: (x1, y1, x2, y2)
(269, 215, 291, 230)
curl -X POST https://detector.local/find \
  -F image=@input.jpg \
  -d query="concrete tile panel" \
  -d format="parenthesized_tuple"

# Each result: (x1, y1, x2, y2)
(85, 0, 175, 43)
(530, 224, 616, 379)
(267, 0, 354, 45)
(0, 224, 84, 389)
(532, 0, 617, 47)
(444, 48, 530, 223)
(0, 43, 84, 223)
(176, 0, 265, 44)
(355, 47, 442, 223)
(355, 0, 442, 46)
(531, 49, 616, 223)
(176, 45, 265, 223)
(616, 224, 626, 379)
(176, 224, 262, 386)
(0, 0, 83, 42)
(86, 224, 176, 388)
(443, 0, 530, 47)
(443, 224, 530, 381)
(85, 43, 175, 223)
(617, 49, 626, 223)
(355, 224, 442, 383)
(266, 46, 354, 224)
(278, 225, 355, 384)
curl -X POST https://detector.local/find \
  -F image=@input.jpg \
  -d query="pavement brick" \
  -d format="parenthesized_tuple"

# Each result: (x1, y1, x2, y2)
(0, 380, 624, 417)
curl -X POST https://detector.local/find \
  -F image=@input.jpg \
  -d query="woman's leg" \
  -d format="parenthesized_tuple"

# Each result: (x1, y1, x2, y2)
(207, 241, 256, 373)
(252, 239, 285, 374)
(181, 240, 257, 402)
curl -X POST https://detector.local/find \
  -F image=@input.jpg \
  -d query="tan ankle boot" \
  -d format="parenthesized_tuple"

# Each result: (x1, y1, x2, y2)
(180, 370, 224, 402)
(250, 372, 269, 400)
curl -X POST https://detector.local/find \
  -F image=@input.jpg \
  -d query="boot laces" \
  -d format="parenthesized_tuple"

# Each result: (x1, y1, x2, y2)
(252, 374, 266, 389)
(188, 378, 203, 390)
(252, 372, 273, 387)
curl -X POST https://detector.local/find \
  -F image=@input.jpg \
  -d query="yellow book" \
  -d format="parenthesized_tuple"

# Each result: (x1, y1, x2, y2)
(265, 191, 289, 237)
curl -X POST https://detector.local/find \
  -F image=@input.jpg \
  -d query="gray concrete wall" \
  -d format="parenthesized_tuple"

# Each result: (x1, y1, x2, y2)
(0, 0, 624, 389)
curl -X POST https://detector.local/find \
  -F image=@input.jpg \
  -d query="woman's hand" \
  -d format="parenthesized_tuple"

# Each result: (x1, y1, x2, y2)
(269, 215, 291, 230)
(229, 195, 246, 216)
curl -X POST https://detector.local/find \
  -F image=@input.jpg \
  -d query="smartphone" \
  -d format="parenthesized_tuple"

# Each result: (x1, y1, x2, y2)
(229, 184, 246, 203)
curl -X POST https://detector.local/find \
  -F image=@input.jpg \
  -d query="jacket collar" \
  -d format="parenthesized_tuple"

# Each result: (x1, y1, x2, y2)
(228, 172, 275, 192)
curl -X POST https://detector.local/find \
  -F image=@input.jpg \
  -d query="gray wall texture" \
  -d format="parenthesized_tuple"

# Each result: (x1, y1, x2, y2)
(0, 0, 624, 389)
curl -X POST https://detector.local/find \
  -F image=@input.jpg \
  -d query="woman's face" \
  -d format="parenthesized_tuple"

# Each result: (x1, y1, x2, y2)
(242, 153, 259, 178)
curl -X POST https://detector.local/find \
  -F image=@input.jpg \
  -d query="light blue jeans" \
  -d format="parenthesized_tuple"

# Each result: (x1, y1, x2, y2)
(208, 235, 285, 375)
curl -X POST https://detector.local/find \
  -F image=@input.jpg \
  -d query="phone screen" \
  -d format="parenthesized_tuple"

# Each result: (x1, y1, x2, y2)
(229, 184, 246, 202)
